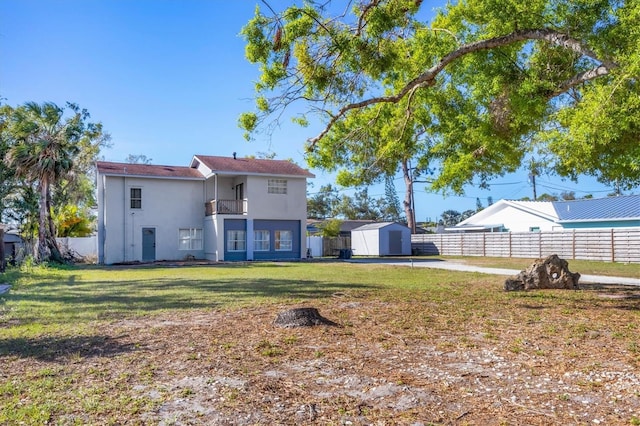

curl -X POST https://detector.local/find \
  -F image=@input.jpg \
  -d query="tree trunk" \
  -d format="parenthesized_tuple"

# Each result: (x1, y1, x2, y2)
(0, 227, 5, 273)
(37, 179, 62, 263)
(401, 160, 416, 233)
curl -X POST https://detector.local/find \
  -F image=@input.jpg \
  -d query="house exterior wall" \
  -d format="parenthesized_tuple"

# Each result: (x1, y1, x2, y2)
(98, 165, 310, 264)
(203, 216, 218, 260)
(98, 175, 205, 264)
(245, 176, 307, 220)
(560, 220, 640, 229)
(201, 175, 308, 262)
(475, 206, 557, 232)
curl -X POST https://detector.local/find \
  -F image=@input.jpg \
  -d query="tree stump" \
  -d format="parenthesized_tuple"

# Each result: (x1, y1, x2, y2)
(504, 254, 580, 291)
(273, 307, 338, 328)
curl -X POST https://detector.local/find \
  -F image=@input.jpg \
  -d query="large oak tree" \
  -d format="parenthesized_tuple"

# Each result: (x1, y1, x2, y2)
(240, 0, 639, 229)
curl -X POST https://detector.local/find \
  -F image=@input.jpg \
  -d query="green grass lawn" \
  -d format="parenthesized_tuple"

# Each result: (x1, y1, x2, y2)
(444, 256, 640, 278)
(1, 258, 638, 338)
(1, 261, 486, 335)
(0, 259, 639, 424)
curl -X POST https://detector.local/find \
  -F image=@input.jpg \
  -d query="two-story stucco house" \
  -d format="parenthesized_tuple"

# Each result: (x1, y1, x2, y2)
(96, 154, 315, 264)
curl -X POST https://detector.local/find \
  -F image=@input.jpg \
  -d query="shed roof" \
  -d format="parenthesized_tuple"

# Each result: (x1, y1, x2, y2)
(352, 222, 409, 232)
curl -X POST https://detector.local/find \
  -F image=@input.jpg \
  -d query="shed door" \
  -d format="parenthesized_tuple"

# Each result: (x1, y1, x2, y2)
(388, 230, 403, 255)
(142, 228, 156, 261)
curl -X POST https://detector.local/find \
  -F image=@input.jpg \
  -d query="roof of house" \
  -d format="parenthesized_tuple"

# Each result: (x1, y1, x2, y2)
(554, 195, 640, 222)
(97, 155, 316, 180)
(193, 155, 315, 178)
(96, 161, 204, 179)
(456, 199, 559, 227)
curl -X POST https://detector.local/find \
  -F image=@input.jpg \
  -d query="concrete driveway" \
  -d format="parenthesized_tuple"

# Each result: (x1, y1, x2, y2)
(347, 257, 640, 287)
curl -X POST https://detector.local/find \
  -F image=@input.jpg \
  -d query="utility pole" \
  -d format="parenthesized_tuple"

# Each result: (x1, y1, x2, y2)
(529, 172, 537, 200)
(528, 158, 538, 201)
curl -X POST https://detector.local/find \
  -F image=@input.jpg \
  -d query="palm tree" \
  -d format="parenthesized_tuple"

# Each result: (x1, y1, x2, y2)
(4, 102, 88, 262)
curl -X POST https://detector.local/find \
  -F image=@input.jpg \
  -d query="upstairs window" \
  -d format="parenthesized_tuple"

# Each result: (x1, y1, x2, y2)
(130, 188, 142, 209)
(268, 179, 287, 194)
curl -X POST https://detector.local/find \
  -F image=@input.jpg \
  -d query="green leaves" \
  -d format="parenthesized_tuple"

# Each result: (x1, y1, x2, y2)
(2, 101, 107, 261)
(241, 0, 640, 196)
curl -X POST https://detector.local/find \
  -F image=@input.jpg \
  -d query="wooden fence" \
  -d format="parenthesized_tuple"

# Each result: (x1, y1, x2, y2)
(322, 236, 351, 257)
(411, 229, 640, 263)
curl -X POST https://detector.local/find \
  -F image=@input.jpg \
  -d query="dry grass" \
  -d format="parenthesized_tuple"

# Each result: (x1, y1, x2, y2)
(1, 260, 639, 425)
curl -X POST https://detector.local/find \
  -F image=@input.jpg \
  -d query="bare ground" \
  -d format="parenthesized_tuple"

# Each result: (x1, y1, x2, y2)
(3, 281, 640, 425)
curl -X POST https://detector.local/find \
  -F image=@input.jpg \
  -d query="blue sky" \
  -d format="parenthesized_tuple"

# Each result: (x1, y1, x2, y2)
(0, 1, 619, 223)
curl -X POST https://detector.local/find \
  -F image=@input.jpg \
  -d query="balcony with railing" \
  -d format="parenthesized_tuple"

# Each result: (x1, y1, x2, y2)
(205, 199, 247, 216)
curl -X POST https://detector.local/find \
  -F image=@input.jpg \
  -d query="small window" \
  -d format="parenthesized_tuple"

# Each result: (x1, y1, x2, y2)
(275, 230, 292, 251)
(529, 226, 541, 232)
(267, 179, 287, 194)
(254, 230, 270, 251)
(179, 228, 203, 250)
(227, 230, 246, 252)
(130, 188, 142, 209)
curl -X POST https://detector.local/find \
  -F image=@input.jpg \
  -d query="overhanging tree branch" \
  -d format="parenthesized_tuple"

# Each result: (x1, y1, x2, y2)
(307, 28, 617, 148)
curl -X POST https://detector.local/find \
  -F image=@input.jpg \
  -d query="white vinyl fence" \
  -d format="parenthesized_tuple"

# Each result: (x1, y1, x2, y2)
(411, 229, 640, 263)
(306, 236, 323, 258)
(56, 236, 97, 260)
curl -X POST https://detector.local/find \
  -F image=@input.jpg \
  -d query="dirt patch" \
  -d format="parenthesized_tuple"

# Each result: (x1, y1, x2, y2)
(3, 286, 640, 424)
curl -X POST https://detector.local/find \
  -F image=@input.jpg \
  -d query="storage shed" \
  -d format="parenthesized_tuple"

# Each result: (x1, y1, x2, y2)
(350, 222, 412, 256)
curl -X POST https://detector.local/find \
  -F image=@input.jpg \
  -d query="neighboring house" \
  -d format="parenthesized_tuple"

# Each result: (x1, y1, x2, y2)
(351, 222, 412, 256)
(448, 195, 640, 233)
(96, 154, 314, 264)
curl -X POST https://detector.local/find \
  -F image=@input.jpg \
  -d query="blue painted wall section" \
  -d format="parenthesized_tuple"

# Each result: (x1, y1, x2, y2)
(252, 219, 301, 261)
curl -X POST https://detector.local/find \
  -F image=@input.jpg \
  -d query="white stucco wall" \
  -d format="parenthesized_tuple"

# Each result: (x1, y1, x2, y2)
(98, 175, 206, 264)
(479, 206, 556, 232)
(245, 176, 307, 220)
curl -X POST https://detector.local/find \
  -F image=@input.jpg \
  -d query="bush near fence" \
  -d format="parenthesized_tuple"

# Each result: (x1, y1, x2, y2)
(411, 229, 640, 263)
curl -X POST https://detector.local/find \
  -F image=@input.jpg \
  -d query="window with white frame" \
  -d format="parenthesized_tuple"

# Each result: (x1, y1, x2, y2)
(179, 228, 203, 250)
(254, 230, 270, 251)
(267, 179, 287, 194)
(130, 188, 142, 209)
(227, 230, 246, 251)
(275, 230, 292, 251)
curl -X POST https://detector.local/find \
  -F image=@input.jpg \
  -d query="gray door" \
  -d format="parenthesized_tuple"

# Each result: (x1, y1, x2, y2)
(388, 230, 403, 255)
(142, 227, 156, 261)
